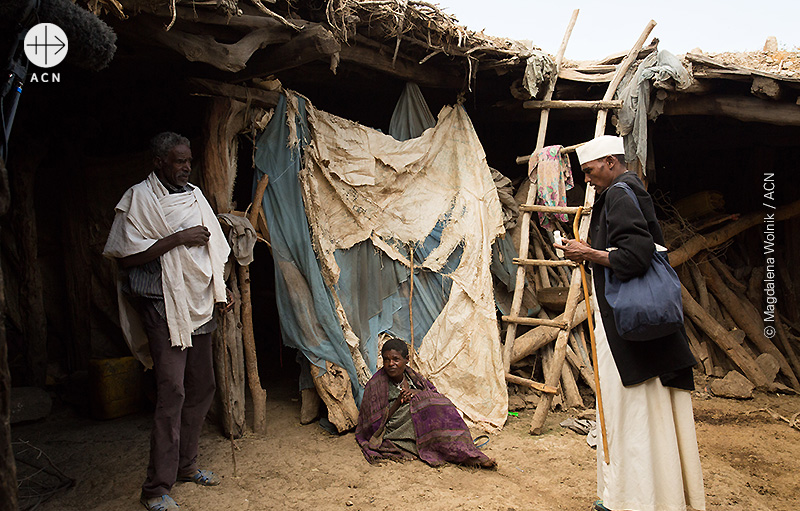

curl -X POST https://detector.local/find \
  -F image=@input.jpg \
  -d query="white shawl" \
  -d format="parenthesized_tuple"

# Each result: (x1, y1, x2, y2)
(104, 173, 230, 367)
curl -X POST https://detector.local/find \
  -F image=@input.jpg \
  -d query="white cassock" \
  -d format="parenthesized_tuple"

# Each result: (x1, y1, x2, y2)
(593, 287, 706, 511)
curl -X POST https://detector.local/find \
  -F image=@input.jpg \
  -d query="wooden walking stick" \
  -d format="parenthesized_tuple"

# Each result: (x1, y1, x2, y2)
(574, 207, 610, 464)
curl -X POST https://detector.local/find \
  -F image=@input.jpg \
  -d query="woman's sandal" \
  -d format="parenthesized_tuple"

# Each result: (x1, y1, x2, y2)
(177, 469, 221, 486)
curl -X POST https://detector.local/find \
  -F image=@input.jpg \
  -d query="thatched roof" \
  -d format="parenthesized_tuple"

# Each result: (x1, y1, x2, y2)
(86, 0, 540, 92)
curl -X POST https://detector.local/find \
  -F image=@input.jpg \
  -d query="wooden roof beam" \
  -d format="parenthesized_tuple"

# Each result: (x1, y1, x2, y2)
(186, 78, 280, 109)
(338, 45, 464, 89)
(232, 24, 341, 82)
(118, 15, 292, 72)
(664, 95, 800, 126)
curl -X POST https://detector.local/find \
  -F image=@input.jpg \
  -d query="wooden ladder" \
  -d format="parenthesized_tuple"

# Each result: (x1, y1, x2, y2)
(501, 14, 657, 434)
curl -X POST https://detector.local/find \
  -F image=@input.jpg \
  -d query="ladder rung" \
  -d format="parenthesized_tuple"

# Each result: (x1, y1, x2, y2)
(513, 258, 577, 267)
(522, 99, 623, 110)
(515, 142, 584, 165)
(519, 205, 592, 214)
(502, 316, 569, 329)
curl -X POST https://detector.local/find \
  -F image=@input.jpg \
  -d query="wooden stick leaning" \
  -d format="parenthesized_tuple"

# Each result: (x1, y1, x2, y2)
(409, 243, 416, 364)
(240, 174, 270, 435)
(502, 8, 579, 374)
(573, 206, 609, 463)
(529, 19, 658, 435)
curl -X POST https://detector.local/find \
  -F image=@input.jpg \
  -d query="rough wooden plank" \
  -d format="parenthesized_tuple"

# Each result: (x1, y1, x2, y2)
(60, 149, 91, 372)
(664, 95, 800, 125)
(505, 373, 558, 394)
(558, 69, 615, 83)
(513, 258, 577, 267)
(199, 98, 248, 213)
(9, 143, 47, 387)
(523, 99, 623, 110)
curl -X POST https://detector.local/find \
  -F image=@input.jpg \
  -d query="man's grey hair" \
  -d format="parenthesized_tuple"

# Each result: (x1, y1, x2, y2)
(150, 132, 190, 159)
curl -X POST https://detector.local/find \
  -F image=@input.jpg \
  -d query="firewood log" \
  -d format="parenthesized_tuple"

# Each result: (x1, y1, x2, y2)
(699, 260, 800, 391)
(669, 199, 800, 267)
(681, 285, 769, 388)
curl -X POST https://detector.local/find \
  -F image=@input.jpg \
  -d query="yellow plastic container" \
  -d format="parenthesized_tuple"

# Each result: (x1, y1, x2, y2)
(88, 356, 143, 420)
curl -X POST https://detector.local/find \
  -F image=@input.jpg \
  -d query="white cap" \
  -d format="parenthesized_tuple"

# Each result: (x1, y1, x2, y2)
(575, 135, 624, 165)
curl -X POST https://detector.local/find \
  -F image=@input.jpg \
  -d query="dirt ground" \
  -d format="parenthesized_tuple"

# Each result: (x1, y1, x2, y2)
(11, 377, 800, 511)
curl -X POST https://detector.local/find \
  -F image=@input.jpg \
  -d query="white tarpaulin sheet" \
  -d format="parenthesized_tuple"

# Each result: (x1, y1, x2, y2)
(299, 99, 508, 429)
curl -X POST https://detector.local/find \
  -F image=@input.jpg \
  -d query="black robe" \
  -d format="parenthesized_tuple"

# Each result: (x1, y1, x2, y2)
(589, 171, 696, 390)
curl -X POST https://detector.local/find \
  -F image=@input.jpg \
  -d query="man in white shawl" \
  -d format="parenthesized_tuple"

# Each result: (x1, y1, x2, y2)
(104, 132, 230, 511)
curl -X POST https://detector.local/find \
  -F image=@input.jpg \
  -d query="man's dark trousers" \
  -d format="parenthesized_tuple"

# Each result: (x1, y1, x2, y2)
(138, 301, 216, 498)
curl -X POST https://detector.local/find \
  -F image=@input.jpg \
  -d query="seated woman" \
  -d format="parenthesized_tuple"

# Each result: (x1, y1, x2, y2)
(355, 338, 496, 468)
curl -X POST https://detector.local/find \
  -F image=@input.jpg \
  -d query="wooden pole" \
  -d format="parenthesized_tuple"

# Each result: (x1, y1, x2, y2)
(9, 143, 47, 387)
(0, 156, 17, 511)
(408, 244, 416, 365)
(575, 207, 609, 462)
(240, 174, 270, 436)
(595, 20, 657, 135)
(505, 373, 558, 394)
(213, 271, 246, 438)
(523, 99, 623, 110)
(238, 266, 267, 435)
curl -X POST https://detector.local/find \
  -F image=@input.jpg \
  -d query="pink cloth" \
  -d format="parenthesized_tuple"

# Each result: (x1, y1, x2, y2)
(528, 145, 573, 230)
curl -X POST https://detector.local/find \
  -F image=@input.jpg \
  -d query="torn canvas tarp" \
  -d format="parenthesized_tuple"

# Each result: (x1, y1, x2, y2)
(254, 92, 508, 429)
(299, 96, 508, 429)
(253, 95, 367, 405)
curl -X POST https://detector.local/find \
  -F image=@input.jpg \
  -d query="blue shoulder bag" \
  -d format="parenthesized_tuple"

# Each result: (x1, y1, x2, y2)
(603, 182, 684, 341)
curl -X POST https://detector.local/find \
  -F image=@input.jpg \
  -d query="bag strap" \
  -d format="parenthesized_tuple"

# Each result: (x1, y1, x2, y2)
(605, 181, 641, 214)
(605, 181, 669, 253)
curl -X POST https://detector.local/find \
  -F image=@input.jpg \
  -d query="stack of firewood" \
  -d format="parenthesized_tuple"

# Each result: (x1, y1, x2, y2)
(665, 192, 800, 393)
(504, 190, 800, 409)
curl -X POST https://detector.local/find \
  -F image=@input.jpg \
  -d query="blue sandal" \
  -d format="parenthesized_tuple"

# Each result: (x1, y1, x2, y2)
(140, 494, 180, 511)
(177, 469, 221, 486)
(593, 500, 612, 511)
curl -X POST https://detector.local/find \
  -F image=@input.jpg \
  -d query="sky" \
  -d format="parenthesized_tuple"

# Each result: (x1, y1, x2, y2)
(434, 1, 800, 60)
